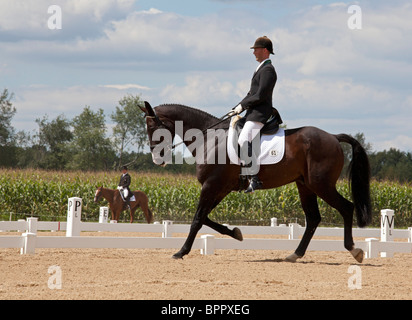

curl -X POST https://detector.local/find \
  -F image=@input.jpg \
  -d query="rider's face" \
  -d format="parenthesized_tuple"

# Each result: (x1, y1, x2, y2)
(253, 47, 269, 63)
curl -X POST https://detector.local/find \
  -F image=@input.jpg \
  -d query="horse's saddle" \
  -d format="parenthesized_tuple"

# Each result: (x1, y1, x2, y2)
(119, 189, 136, 202)
(235, 107, 283, 136)
(227, 108, 285, 166)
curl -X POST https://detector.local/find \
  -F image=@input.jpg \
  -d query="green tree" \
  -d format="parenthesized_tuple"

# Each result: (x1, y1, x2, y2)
(0, 89, 17, 166)
(0, 89, 16, 146)
(34, 114, 73, 169)
(369, 148, 412, 182)
(110, 94, 147, 169)
(68, 106, 115, 171)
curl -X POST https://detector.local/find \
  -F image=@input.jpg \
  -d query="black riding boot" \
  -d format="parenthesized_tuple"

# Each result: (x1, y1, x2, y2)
(245, 174, 263, 193)
(240, 141, 263, 193)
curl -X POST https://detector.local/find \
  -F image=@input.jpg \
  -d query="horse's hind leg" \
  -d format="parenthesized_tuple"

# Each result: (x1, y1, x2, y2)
(138, 197, 153, 223)
(130, 208, 135, 223)
(286, 182, 321, 262)
(314, 185, 364, 262)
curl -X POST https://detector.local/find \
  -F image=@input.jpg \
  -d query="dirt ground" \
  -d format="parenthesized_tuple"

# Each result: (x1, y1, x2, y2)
(0, 231, 411, 300)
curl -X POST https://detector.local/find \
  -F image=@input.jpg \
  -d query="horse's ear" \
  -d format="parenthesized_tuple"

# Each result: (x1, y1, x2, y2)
(140, 101, 156, 117)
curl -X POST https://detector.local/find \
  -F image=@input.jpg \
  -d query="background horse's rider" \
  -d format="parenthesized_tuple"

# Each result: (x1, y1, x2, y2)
(118, 165, 132, 208)
(230, 36, 278, 193)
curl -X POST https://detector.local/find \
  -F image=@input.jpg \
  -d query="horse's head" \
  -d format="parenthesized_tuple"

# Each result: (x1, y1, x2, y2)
(139, 101, 174, 167)
(94, 186, 103, 202)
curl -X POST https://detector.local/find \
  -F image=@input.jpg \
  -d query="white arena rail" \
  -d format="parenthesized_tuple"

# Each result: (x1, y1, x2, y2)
(1, 197, 411, 258)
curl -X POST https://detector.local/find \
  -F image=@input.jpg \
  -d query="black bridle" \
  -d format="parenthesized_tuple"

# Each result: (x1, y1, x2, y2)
(146, 110, 236, 151)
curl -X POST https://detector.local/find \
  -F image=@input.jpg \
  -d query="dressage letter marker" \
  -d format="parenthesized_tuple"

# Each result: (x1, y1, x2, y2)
(381, 209, 395, 257)
(99, 207, 109, 224)
(66, 197, 82, 237)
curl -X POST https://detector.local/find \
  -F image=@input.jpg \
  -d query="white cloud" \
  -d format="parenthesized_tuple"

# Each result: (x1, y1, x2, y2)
(160, 74, 236, 106)
(375, 135, 412, 153)
(3, 1, 412, 152)
(102, 84, 151, 90)
(12, 84, 148, 132)
(0, 0, 137, 41)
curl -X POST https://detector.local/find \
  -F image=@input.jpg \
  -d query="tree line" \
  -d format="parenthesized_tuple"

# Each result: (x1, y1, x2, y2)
(1, 88, 411, 181)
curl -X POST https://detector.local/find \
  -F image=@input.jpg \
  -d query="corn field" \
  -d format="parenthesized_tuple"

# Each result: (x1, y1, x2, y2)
(0, 169, 411, 228)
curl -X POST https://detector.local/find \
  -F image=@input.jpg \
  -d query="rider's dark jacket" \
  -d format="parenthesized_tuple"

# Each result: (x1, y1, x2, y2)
(239, 59, 277, 124)
(118, 173, 131, 198)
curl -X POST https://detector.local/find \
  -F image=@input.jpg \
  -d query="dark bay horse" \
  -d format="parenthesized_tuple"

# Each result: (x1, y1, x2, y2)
(139, 102, 372, 263)
(94, 187, 153, 224)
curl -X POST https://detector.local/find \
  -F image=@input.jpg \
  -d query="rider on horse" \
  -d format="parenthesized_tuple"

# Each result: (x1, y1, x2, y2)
(230, 36, 279, 193)
(118, 165, 132, 208)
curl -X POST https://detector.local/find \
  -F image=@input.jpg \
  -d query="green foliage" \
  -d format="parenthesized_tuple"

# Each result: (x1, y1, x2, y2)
(1, 88, 412, 182)
(0, 88, 16, 146)
(369, 148, 412, 182)
(68, 106, 115, 171)
(1, 169, 411, 228)
(111, 94, 147, 169)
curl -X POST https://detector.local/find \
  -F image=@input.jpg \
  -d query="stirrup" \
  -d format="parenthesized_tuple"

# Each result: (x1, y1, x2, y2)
(245, 176, 263, 193)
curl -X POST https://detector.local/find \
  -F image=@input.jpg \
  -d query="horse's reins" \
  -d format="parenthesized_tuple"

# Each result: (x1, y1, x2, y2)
(147, 110, 237, 151)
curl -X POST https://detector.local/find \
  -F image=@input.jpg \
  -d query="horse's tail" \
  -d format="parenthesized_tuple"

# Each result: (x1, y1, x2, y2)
(147, 208, 153, 224)
(335, 134, 372, 228)
(138, 191, 154, 223)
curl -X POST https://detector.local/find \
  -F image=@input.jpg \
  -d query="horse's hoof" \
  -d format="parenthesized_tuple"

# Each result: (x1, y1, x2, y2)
(285, 253, 301, 263)
(172, 251, 185, 260)
(350, 248, 364, 263)
(233, 227, 243, 241)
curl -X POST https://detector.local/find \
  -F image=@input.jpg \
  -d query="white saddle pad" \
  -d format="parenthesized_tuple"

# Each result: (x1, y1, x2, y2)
(120, 192, 136, 202)
(227, 118, 285, 165)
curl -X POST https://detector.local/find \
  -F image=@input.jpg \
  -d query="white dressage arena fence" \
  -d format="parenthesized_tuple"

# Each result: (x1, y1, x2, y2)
(0, 197, 411, 258)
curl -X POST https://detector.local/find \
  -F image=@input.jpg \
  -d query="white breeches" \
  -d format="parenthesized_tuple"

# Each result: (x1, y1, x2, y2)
(238, 120, 264, 176)
(238, 121, 264, 146)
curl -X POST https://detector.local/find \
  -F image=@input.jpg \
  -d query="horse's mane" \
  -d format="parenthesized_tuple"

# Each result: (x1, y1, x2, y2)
(155, 104, 219, 121)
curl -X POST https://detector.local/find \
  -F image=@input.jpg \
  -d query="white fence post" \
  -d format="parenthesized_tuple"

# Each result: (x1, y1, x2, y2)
(201, 234, 215, 255)
(21, 232, 36, 255)
(381, 209, 394, 242)
(99, 207, 109, 224)
(365, 238, 379, 258)
(270, 218, 277, 227)
(27, 217, 38, 234)
(66, 197, 82, 237)
(289, 223, 300, 240)
(162, 220, 173, 238)
(381, 209, 394, 257)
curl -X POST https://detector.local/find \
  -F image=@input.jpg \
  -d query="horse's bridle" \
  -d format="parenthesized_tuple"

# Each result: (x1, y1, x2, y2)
(145, 109, 235, 151)
(145, 114, 174, 152)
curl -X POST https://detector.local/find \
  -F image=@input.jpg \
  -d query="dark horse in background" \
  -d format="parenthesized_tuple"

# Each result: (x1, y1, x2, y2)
(94, 187, 153, 224)
(140, 102, 372, 263)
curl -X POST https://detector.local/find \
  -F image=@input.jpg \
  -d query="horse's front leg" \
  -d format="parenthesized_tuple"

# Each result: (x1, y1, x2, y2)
(204, 217, 243, 241)
(172, 181, 226, 259)
(172, 203, 209, 259)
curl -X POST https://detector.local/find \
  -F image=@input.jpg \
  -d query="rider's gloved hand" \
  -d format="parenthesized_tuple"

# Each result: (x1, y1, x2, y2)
(229, 104, 244, 116)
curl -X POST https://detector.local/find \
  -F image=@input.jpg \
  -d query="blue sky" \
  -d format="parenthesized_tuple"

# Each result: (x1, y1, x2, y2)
(1, 0, 412, 152)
